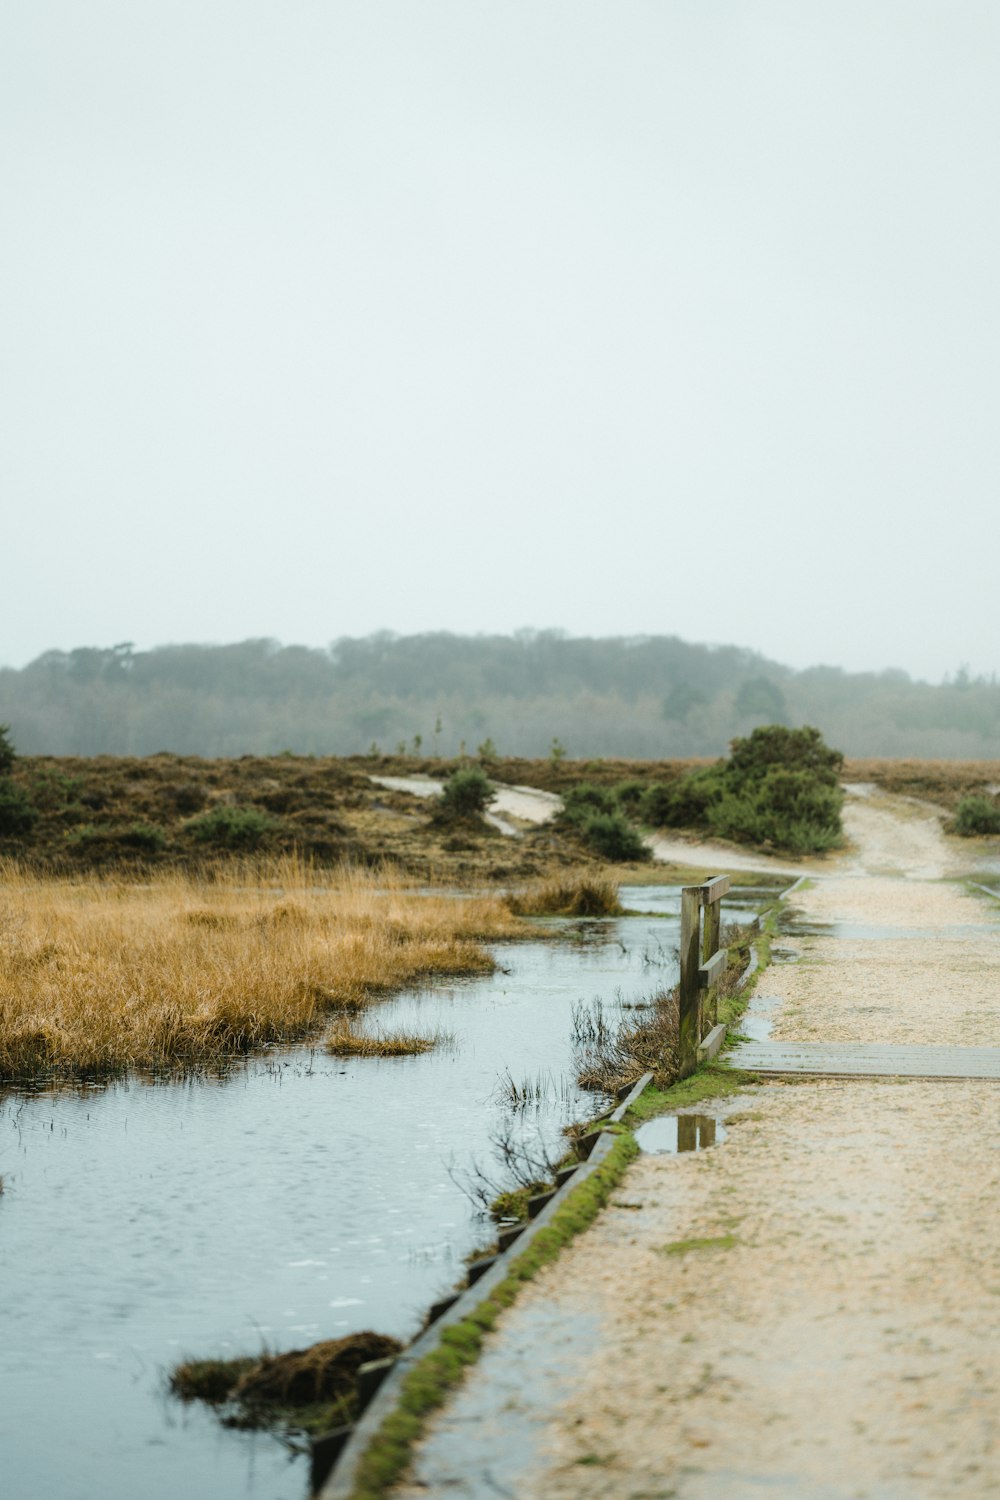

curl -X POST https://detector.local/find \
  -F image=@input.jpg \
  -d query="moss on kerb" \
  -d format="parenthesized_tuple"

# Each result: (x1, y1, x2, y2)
(621, 1065, 762, 1125)
(342, 1132, 639, 1500)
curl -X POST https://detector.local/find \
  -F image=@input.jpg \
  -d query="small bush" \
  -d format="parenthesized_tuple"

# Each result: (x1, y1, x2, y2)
(955, 795, 1000, 836)
(119, 822, 167, 852)
(641, 724, 844, 853)
(580, 811, 649, 863)
(162, 781, 209, 815)
(187, 805, 278, 849)
(727, 724, 843, 787)
(0, 778, 38, 836)
(640, 768, 723, 828)
(438, 767, 492, 819)
(612, 779, 648, 812)
(709, 767, 842, 852)
(560, 783, 617, 823)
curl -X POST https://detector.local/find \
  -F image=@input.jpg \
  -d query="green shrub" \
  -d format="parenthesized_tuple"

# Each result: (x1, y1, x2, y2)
(0, 778, 38, 836)
(612, 779, 648, 812)
(580, 811, 650, 863)
(560, 783, 617, 823)
(187, 805, 277, 849)
(119, 822, 167, 852)
(727, 724, 843, 788)
(438, 768, 492, 818)
(643, 724, 844, 854)
(955, 795, 1000, 836)
(709, 767, 842, 852)
(639, 768, 723, 828)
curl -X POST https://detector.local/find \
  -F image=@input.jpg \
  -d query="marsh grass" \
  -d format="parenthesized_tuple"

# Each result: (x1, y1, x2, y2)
(505, 874, 622, 917)
(170, 1331, 402, 1436)
(0, 858, 526, 1083)
(326, 1026, 445, 1057)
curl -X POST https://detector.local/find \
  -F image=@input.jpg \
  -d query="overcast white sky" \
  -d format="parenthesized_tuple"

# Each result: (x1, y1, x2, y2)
(3, 2, 998, 681)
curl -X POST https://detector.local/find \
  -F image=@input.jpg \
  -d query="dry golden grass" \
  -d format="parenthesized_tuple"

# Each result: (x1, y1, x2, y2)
(505, 873, 623, 918)
(325, 1025, 443, 1057)
(844, 758, 1000, 812)
(0, 857, 526, 1084)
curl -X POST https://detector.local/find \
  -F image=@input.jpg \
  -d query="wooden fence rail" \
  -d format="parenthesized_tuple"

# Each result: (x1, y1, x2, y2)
(679, 874, 731, 1075)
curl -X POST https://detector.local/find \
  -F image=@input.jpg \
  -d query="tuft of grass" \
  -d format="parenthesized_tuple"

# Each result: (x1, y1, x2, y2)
(171, 1333, 402, 1437)
(0, 859, 526, 1083)
(505, 874, 622, 917)
(347, 1132, 639, 1499)
(488, 1181, 549, 1223)
(171, 1357, 256, 1404)
(326, 1027, 440, 1058)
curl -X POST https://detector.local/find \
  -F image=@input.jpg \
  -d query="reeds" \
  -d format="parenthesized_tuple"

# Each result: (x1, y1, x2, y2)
(0, 857, 525, 1083)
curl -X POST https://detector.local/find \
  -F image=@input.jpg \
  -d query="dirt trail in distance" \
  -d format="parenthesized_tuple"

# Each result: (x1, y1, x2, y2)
(391, 792, 1000, 1500)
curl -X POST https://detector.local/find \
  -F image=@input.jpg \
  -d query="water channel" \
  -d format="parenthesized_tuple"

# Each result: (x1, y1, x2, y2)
(0, 885, 763, 1500)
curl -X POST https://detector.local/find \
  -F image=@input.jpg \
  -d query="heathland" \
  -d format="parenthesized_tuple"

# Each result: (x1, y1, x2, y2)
(2, 744, 997, 875)
(2, 739, 998, 1086)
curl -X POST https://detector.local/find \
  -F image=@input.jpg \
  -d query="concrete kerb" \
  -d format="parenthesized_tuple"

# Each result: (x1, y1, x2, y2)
(315, 1070, 656, 1498)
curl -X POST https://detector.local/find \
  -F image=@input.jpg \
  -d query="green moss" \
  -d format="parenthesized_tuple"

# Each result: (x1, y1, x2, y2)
(658, 1233, 739, 1256)
(622, 1066, 761, 1125)
(487, 1181, 547, 1222)
(347, 1132, 639, 1499)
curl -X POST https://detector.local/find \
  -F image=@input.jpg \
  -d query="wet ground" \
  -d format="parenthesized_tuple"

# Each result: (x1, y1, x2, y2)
(387, 802, 1000, 1500)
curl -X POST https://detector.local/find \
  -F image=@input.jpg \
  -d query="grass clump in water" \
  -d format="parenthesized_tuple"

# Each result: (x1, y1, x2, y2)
(171, 1332, 402, 1436)
(326, 1026, 441, 1057)
(505, 873, 622, 917)
(170, 1357, 256, 1403)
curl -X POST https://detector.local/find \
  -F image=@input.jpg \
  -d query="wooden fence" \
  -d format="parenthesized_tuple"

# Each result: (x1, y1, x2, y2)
(678, 874, 731, 1075)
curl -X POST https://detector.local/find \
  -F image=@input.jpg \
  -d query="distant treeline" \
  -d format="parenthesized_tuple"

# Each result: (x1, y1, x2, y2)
(2, 632, 999, 759)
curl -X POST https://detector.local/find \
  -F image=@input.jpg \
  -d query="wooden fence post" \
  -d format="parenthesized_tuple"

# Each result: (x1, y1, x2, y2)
(702, 892, 721, 1029)
(678, 885, 702, 1077)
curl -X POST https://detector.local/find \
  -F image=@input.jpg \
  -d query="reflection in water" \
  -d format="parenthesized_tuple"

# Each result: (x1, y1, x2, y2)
(635, 1114, 726, 1154)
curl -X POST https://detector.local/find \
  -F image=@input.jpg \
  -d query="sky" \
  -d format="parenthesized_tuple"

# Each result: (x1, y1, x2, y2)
(3, 2, 999, 683)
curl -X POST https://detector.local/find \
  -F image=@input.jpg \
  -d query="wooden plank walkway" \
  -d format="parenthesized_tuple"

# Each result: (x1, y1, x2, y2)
(728, 1039, 1000, 1079)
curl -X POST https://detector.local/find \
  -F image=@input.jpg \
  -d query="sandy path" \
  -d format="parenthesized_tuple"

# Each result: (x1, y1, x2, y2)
(369, 775, 561, 836)
(392, 791, 1000, 1498)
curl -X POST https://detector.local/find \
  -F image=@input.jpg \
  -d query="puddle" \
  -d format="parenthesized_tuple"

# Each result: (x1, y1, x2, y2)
(635, 1113, 727, 1154)
(738, 991, 782, 1042)
(782, 918, 997, 941)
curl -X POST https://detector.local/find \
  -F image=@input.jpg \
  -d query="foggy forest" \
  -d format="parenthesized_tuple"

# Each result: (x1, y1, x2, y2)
(4, 630, 998, 760)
